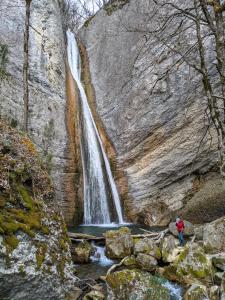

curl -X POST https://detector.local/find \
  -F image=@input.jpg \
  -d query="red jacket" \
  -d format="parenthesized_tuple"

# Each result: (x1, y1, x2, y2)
(176, 220, 185, 232)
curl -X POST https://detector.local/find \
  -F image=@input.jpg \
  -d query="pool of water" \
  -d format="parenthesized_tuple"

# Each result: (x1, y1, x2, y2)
(68, 223, 164, 237)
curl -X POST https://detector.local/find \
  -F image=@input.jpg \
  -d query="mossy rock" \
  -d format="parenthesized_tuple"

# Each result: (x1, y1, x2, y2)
(184, 284, 209, 300)
(106, 269, 170, 300)
(174, 245, 214, 285)
(105, 227, 133, 259)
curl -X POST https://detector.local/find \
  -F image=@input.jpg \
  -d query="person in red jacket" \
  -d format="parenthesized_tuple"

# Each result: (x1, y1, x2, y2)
(176, 217, 185, 246)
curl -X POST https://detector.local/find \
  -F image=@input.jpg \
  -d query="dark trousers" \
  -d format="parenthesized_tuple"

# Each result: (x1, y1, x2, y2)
(178, 231, 184, 246)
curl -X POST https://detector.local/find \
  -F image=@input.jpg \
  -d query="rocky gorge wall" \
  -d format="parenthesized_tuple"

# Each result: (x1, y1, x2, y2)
(0, 0, 80, 225)
(1, 0, 224, 227)
(79, 0, 223, 225)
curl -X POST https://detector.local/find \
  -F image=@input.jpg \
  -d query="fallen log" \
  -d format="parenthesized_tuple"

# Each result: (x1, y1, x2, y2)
(68, 229, 169, 243)
(68, 232, 105, 242)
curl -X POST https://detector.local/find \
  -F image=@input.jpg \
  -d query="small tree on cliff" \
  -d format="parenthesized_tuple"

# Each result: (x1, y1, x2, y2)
(23, 0, 32, 132)
(120, 0, 225, 176)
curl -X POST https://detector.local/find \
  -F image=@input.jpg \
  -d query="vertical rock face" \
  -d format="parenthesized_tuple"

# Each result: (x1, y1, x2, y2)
(79, 0, 219, 224)
(0, 0, 78, 224)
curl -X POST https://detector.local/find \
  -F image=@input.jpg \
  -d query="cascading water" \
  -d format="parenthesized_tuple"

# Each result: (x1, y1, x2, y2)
(66, 30, 123, 225)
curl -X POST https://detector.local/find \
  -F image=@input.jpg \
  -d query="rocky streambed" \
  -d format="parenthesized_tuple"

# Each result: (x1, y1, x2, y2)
(69, 218, 225, 299)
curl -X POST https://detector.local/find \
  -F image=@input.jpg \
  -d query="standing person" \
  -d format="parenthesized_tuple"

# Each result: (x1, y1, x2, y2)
(176, 217, 185, 246)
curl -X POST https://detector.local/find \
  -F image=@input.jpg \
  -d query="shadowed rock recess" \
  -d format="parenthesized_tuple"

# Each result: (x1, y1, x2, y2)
(79, 0, 222, 225)
(0, 122, 77, 300)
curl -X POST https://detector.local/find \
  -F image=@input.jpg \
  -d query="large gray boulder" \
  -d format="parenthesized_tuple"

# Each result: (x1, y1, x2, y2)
(184, 284, 209, 300)
(134, 237, 161, 259)
(136, 253, 158, 271)
(106, 269, 170, 300)
(203, 217, 225, 253)
(212, 253, 225, 271)
(104, 227, 133, 259)
(161, 235, 180, 263)
(169, 221, 194, 236)
(71, 241, 92, 264)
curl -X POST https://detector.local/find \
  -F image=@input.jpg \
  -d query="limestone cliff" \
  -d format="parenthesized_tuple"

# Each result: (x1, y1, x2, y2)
(79, 0, 221, 225)
(0, 0, 78, 225)
(0, 121, 77, 299)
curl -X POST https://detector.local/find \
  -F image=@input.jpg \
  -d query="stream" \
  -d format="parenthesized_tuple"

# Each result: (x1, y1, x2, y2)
(71, 225, 183, 299)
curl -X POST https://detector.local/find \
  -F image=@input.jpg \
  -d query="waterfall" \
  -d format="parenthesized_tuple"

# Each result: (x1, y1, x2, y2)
(66, 30, 124, 225)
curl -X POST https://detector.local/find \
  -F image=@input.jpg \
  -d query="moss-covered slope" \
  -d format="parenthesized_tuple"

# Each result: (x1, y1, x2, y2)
(0, 121, 77, 300)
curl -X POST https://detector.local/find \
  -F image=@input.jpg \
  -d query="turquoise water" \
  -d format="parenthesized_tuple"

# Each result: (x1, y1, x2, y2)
(68, 224, 164, 236)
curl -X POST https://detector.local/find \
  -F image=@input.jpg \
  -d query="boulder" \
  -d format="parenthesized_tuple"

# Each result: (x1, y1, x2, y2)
(104, 227, 133, 259)
(106, 269, 170, 300)
(214, 272, 224, 285)
(71, 241, 92, 263)
(161, 235, 180, 263)
(136, 253, 158, 272)
(134, 237, 161, 259)
(184, 284, 209, 300)
(122, 255, 137, 267)
(221, 272, 225, 300)
(203, 217, 225, 253)
(194, 225, 204, 240)
(211, 253, 225, 271)
(209, 285, 220, 300)
(169, 221, 194, 237)
(170, 244, 214, 285)
(83, 290, 105, 300)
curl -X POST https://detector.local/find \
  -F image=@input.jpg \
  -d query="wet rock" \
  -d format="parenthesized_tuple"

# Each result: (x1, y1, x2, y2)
(71, 241, 92, 263)
(209, 285, 220, 300)
(106, 269, 170, 300)
(184, 284, 209, 300)
(136, 253, 158, 271)
(161, 235, 180, 263)
(83, 290, 105, 300)
(203, 217, 225, 253)
(104, 227, 133, 259)
(211, 253, 225, 271)
(134, 237, 161, 259)
(169, 221, 194, 237)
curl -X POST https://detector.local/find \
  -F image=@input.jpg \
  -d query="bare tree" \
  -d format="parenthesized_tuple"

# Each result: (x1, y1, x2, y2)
(61, 0, 109, 31)
(118, 0, 225, 175)
(23, 0, 32, 132)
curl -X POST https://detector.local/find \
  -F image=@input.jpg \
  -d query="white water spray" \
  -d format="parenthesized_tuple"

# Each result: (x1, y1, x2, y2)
(66, 30, 123, 224)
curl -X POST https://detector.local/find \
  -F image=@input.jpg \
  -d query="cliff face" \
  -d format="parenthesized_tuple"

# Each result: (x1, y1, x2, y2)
(0, 0, 78, 224)
(79, 0, 219, 225)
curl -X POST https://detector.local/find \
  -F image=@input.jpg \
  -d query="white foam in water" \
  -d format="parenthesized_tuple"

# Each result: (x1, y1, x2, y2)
(162, 281, 183, 300)
(90, 243, 114, 266)
(66, 30, 124, 225)
(80, 222, 132, 228)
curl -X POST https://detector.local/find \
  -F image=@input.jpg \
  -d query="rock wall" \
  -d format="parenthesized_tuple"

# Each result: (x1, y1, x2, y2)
(79, 0, 219, 225)
(0, 0, 78, 224)
(0, 121, 77, 299)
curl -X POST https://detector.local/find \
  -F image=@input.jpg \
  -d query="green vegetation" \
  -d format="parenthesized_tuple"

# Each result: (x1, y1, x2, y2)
(36, 243, 48, 269)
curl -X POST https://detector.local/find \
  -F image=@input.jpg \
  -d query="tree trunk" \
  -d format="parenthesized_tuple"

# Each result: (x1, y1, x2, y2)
(23, 0, 32, 132)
